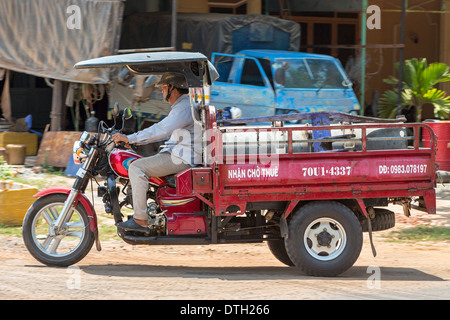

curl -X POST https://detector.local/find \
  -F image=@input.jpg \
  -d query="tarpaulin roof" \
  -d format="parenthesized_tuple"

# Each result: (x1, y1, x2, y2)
(0, 0, 124, 84)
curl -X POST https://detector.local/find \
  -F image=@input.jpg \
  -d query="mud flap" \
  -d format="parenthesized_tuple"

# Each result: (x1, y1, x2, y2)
(281, 200, 300, 239)
(356, 199, 377, 257)
(93, 229, 102, 251)
(280, 215, 288, 239)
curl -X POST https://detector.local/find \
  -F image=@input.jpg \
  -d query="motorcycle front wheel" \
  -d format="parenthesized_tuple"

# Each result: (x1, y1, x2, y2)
(22, 194, 95, 267)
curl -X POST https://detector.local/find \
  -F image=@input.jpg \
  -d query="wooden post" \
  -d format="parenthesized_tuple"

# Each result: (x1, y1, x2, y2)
(396, 0, 407, 116)
(360, 0, 367, 115)
(50, 80, 63, 131)
(440, 0, 450, 94)
(247, 0, 262, 14)
(171, 0, 178, 48)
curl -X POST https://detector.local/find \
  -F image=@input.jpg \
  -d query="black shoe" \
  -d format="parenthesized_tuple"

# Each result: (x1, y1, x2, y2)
(117, 218, 149, 234)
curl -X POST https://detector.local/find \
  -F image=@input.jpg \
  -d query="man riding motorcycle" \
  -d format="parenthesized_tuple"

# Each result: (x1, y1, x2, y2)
(112, 72, 201, 233)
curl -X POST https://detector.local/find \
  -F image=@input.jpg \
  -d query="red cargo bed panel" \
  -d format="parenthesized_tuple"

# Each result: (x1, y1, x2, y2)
(221, 155, 433, 187)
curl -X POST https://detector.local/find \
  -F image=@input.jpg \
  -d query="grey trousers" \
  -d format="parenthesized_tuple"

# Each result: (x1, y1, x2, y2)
(128, 152, 191, 220)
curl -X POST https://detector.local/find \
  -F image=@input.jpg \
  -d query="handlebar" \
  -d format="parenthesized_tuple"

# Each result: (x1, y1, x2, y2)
(116, 141, 128, 149)
(95, 104, 133, 148)
(115, 140, 138, 151)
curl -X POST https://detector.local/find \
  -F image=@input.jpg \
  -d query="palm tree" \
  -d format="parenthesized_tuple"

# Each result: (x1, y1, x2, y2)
(378, 58, 450, 121)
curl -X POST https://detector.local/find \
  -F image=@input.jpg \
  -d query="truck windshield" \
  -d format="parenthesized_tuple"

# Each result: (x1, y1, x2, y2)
(274, 59, 346, 89)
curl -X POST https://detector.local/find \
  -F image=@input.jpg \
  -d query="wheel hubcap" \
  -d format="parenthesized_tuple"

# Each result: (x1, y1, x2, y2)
(304, 218, 347, 261)
(316, 229, 333, 247)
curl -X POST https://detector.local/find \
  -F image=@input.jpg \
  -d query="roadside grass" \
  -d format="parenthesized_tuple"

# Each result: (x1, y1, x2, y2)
(1, 162, 69, 190)
(385, 225, 450, 242)
(97, 224, 122, 241)
(0, 222, 121, 241)
(0, 224, 22, 237)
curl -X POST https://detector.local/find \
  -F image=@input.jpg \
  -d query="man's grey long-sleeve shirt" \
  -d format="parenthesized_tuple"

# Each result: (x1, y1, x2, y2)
(126, 95, 202, 166)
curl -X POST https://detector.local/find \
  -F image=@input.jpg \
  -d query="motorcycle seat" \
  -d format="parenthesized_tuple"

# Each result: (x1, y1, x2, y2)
(164, 175, 176, 188)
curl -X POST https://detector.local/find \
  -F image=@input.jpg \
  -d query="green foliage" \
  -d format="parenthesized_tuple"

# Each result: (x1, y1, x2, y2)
(379, 58, 450, 121)
(0, 157, 13, 180)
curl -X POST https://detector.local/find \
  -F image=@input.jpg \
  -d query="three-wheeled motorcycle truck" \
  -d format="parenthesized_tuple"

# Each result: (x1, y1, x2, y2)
(22, 52, 438, 277)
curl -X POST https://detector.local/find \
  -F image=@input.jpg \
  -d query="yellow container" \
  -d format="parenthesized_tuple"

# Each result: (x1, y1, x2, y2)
(0, 132, 38, 156)
(0, 180, 38, 226)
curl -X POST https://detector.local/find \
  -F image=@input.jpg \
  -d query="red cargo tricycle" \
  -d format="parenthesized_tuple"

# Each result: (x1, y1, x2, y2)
(22, 52, 438, 277)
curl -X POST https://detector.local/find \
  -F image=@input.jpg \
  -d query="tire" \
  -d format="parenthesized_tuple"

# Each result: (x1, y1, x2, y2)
(285, 201, 363, 277)
(22, 194, 95, 267)
(267, 239, 295, 266)
(360, 208, 395, 232)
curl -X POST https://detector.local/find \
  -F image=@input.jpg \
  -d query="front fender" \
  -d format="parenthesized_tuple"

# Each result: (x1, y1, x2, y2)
(34, 187, 98, 234)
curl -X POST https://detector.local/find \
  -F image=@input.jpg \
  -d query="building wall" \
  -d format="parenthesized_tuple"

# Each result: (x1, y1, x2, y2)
(364, 0, 442, 109)
(177, 0, 261, 14)
(178, 0, 209, 13)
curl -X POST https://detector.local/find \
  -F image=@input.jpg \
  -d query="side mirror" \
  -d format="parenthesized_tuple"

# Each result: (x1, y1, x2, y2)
(119, 107, 133, 132)
(275, 68, 286, 86)
(123, 108, 133, 120)
(342, 79, 352, 87)
(113, 102, 120, 117)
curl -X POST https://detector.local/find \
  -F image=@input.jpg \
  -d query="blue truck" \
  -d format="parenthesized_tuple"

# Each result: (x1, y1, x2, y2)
(211, 49, 360, 120)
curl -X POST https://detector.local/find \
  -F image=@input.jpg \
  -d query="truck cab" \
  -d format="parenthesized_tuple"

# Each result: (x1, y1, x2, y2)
(211, 49, 360, 120)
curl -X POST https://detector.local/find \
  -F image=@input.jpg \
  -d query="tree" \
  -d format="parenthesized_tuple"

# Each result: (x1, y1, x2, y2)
(378, 58, 450, 121)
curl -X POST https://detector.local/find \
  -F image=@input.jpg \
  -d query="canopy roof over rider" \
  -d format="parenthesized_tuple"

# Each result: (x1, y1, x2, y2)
(74, 51, 219, 88)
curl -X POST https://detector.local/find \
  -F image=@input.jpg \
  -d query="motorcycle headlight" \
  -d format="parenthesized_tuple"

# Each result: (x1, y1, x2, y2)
(73, 141, 89, 164)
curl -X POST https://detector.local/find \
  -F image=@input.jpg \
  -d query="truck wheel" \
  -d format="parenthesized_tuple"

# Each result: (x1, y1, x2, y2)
(285, 201, 362, 277)
(22, 194, 95, 267)
(267, 239, 295, 266)
(360, 208, 395, 232)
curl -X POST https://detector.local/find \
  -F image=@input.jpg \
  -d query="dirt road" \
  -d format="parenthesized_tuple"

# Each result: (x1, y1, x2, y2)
(1, 172, 449, 301)
(1, 217, 449, 300)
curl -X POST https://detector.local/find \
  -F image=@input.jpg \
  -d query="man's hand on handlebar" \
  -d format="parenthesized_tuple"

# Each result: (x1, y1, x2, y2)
(112, 133, 131, 148)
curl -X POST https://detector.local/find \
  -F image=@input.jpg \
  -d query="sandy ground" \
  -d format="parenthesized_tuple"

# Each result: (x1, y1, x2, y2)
(0, 169, 449, 301)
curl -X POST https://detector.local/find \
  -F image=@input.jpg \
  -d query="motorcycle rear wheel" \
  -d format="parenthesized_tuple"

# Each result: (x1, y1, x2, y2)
(22, 194, 95, 267)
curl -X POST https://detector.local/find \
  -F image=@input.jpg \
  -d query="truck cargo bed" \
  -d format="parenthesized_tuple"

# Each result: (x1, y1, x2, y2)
(186, 110, 438, 217)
